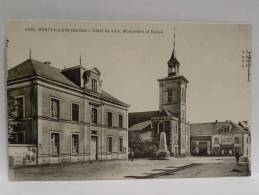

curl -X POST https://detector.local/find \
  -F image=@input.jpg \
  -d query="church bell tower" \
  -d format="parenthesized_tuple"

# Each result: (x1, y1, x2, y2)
(157, 28, 190, 156)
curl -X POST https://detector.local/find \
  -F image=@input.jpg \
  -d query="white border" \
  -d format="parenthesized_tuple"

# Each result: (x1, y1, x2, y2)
(1, 0, 259, 195)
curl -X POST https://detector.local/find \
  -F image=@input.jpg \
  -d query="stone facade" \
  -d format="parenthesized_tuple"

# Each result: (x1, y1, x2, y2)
(157, 75, 190, 156)
(8, 59, 129, 165)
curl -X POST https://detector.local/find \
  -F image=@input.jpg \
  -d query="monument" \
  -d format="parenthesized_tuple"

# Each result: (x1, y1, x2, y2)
(156, 132, 170, 159)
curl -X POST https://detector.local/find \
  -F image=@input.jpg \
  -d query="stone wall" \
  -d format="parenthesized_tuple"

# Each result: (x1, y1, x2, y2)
(9, 144, 37, 168)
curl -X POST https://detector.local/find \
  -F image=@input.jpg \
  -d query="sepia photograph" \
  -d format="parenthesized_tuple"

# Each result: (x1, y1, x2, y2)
(6, 20, 251, 181)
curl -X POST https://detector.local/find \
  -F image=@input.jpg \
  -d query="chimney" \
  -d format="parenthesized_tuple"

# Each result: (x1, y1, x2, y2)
(215, 120, 218, 123)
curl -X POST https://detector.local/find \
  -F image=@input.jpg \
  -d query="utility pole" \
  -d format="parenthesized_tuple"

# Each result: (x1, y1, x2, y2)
(242, 50, 252, 82)
(5, 39, 9, 48)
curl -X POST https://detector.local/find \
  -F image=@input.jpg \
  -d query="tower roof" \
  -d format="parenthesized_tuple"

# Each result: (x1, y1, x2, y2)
(167, 49, 180, 67)
(168, 27, 180, 67)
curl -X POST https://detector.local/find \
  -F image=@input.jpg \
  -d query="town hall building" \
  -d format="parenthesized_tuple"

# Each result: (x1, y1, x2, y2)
(129, 34, 190, 157)
(8, 57, 129, 166)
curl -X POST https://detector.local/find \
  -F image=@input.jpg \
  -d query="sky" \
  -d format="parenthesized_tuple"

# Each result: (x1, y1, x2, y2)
(6, 21, 251, 123)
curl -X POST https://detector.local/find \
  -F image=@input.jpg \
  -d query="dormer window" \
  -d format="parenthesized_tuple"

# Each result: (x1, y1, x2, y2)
(92, 79, 97, 92)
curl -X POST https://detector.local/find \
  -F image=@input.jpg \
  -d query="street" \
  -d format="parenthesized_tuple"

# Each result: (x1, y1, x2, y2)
(9, 156, 250, 181)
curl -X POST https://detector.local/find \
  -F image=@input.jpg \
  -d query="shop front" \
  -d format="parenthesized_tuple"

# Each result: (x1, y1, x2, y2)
(191, 136, 211, 156)
(220, 145, 233, 156)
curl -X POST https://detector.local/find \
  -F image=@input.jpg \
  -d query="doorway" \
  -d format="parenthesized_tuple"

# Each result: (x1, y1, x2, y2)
(198, 142, 208, 155)
(90, 136, 98, 160)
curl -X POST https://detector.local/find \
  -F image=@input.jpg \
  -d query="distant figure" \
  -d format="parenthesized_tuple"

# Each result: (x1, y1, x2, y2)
(129, 149, 134, 161)
(235, 152, 240, 166)
(128, 149, 131, 161)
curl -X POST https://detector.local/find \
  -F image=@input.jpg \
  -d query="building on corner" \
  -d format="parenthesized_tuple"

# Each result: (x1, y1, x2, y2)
(190, 120, 250, 157)
(8, 58, 129, 166)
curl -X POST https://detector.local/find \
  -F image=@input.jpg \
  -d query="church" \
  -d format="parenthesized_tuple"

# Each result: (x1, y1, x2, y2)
(129, 33, 190, 157)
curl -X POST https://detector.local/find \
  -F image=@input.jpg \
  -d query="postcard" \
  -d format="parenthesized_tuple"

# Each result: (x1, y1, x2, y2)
(6, 21, 251, 180)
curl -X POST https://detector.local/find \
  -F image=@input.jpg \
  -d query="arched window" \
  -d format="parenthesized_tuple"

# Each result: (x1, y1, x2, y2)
(158, 122, 164, 134)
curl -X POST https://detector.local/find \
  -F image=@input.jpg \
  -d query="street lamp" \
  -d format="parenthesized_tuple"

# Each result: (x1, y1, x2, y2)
(242, 50, 252, 82)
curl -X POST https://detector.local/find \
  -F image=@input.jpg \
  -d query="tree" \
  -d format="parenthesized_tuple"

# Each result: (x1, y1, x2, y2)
(128, 131, 143, 150)
(7, 94, 20, 142)
(128, 131, 158, 158)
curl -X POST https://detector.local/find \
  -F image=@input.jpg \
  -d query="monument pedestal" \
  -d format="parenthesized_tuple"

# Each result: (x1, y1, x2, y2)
(156, 132, 170, 159)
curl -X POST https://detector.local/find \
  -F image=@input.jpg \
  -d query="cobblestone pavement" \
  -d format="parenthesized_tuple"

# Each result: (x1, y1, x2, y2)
(9, 156, 250, 181)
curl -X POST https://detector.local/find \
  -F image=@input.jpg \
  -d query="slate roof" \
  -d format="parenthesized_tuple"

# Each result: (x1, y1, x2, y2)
(190, 121, 248, 136)
(101, 90, 128, 107)
(129, 120, 152, 131)
(8, 58, 129, 107)
(8, 59, 79, 88)
(128, 109, 173, 128)
(129, 111, 160, 128)
(238, 121, 250, 131)
(168, 49, 180, 67)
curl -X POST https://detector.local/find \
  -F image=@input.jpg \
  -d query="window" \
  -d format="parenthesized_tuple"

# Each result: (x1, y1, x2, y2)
(92, 108, 97, 124)
(119, 138, 123, 152)
(51, 98, 60, 119)
(15, 96, 24, 120)
(214, 138, 219, 144)
(71, 103, 79, 122)
(168, 91, 173, 103)
(72, 134, 79, 154)
(235, 137, 240, 144)
(182, 88, 186, 102)
(172, 90, 177, 104)
(119, 114, 123, 128)
(50, 132, 60, 155)
(158, 122, 164, 132)
(168, 90, 178, 104)
(108, 112, 112, 127)
(13, 132, 25, 144)
(92, 79, 97, 92)
(107, 137, 112, 153)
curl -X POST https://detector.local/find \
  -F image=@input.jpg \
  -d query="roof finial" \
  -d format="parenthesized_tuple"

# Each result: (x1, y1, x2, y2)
(29, 48, 32, 59)
(173, 27, 176, 53)
(79, 53, 82, 66)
